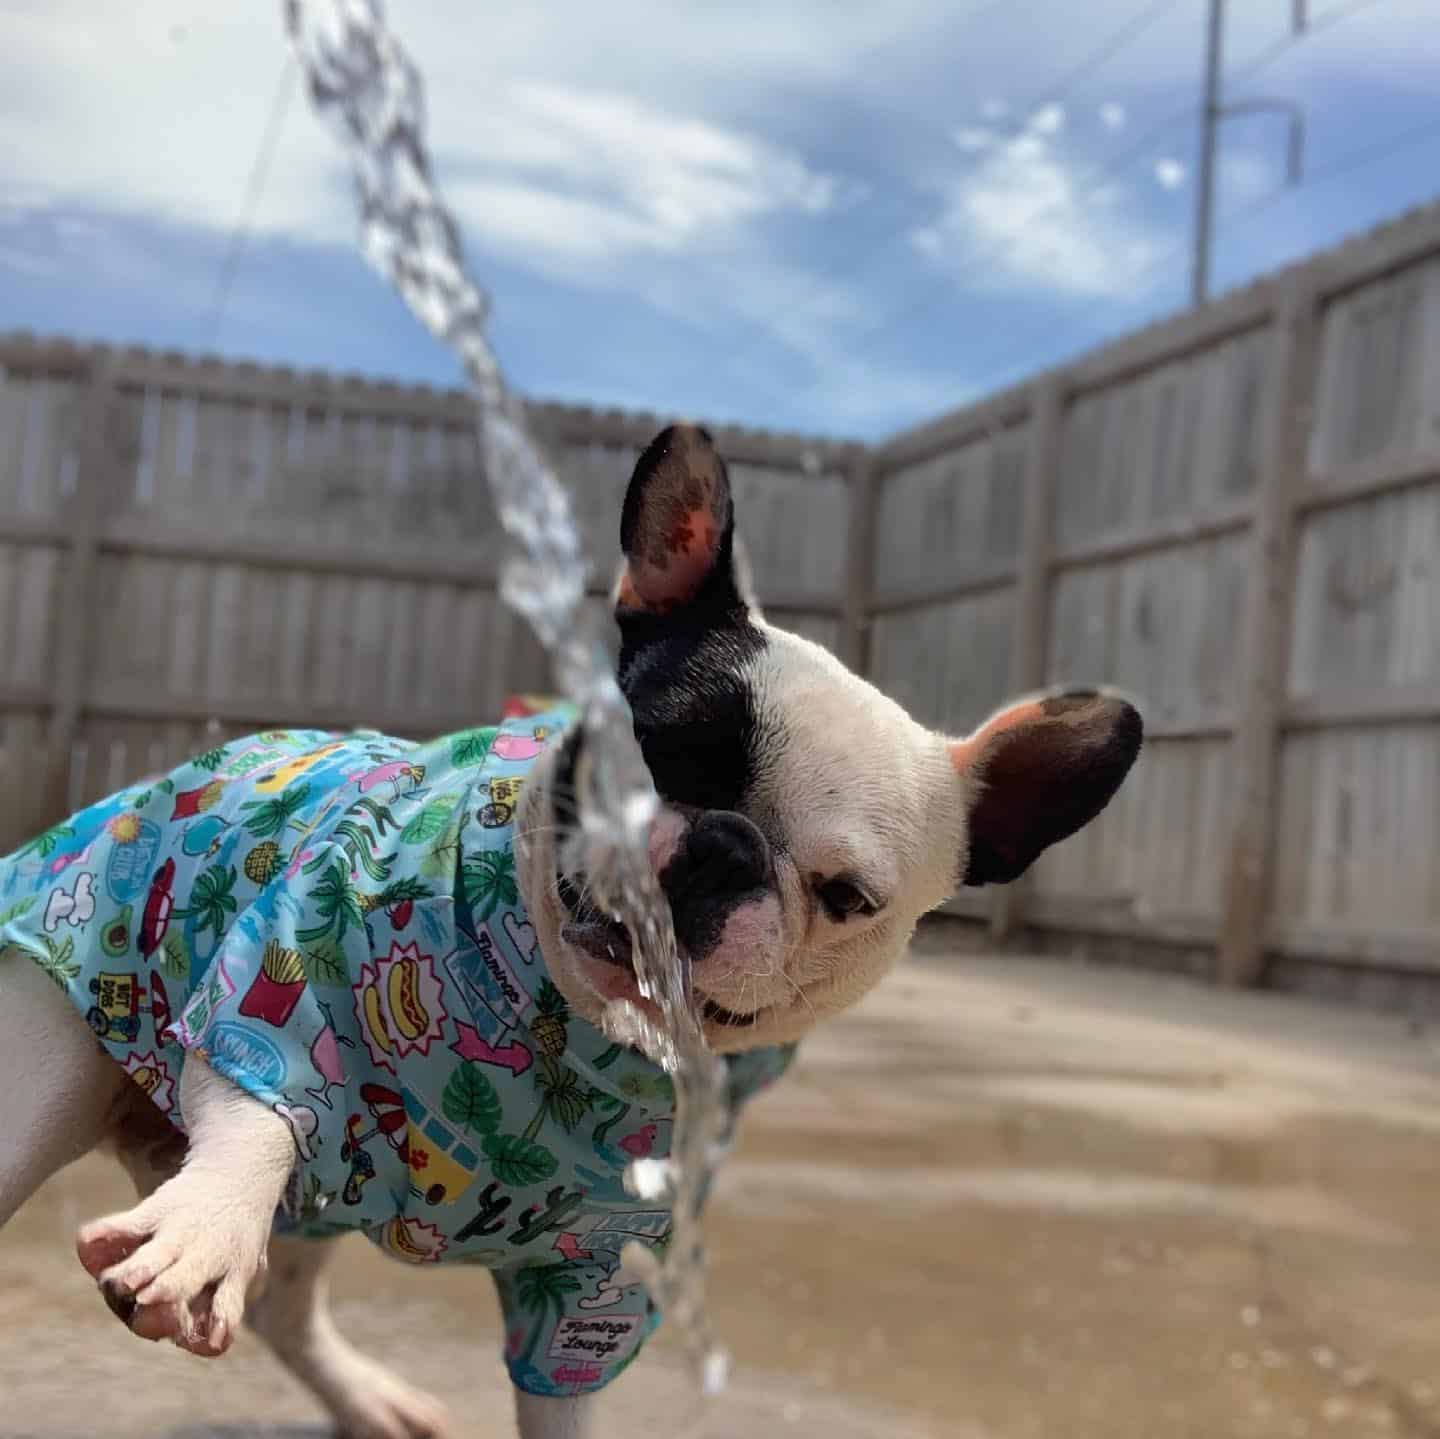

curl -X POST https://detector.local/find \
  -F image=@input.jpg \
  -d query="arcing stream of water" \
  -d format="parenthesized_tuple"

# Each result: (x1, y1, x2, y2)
(282, 0, 733, 1406)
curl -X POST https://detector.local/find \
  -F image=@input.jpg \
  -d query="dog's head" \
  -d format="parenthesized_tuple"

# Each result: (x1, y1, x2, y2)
(517, 425, 1142, 1053)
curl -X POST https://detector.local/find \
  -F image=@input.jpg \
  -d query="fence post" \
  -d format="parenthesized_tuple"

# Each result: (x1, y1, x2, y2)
(990, 374, 1064, 942)
(1216, 277, 1320, 987)
(43, 359, 116, 823)
(840, 450, 878, 677)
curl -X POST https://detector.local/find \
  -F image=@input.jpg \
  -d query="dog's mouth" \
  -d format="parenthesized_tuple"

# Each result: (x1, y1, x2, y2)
(557, 878, 758, 1030)
(551, 731, 761, 1030)
(557, 897, 634, 970)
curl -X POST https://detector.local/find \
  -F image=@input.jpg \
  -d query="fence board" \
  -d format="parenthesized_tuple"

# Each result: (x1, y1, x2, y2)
(0, 710, 57, 849)
(869, 588, 1015, 736)
(1308, 255, 1440, 473)
(1, 542, 64, 690)
(0, 368, 82, 519)
(1217, 282, 1319, 986)
(1045, 532, 1246, 730)
(1053, 326, 1268, 556)
(871, 426, 1028, 604)
(1289, 480, 1440, 699)
(1029, 737, 1230, 923)
(1273, 725, 1440, 941)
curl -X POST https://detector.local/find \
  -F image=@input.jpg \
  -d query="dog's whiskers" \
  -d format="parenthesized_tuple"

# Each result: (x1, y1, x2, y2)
(778, 969, 818, 1026)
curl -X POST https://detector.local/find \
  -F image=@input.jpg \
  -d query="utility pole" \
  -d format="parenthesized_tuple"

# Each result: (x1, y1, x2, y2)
(1191, 0, 1226, 307)
(1191, 0, 1309, 307)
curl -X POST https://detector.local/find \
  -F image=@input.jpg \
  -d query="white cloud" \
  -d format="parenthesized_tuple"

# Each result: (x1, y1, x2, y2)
(446, 181, 671, 265)
(912, 128, 1163, 299)
(1028, 103, 1066, 136)
(1100, 102, 1127, 131)
(442, 82, 845, 277)
(981, 98, 1010, 121)
(1154, 158, 1187, 191)
(952, 126, 995, 153)
(575, 246, 954, 431)
(0, 2, 856, 294)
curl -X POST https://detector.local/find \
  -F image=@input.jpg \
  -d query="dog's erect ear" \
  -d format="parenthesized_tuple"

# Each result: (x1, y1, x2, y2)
(949, 690, 1143, 887)
(614, 424, 749, 618)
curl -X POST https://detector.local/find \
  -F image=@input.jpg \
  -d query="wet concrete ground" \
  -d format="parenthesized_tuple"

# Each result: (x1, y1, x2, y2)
(6, 933, 1440, 1438)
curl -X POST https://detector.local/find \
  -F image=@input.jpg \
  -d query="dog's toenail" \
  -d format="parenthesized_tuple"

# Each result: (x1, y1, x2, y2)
(100, 1281, 138, 1328)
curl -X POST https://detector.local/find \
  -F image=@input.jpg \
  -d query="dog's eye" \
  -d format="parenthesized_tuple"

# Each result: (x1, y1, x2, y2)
(816, 878, 876, 922)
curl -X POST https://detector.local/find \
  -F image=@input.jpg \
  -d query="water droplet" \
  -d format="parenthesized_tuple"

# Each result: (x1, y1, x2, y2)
(625, 1158, 673, 1202)
(702, 1347, 730, 1396)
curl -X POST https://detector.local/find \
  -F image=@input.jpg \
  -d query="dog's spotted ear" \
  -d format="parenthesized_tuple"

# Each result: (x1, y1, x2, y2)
(949, 689, 1143, 887)
(614, 424, 750, 618)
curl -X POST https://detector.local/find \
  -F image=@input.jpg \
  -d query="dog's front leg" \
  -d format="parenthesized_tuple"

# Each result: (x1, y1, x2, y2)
(516, 1390, 595, 1439)
(75, 1053, 292, 1356)
(247, 1234, 450, 1439)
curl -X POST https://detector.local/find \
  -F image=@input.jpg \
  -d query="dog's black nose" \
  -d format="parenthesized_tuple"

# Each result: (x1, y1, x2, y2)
(661, 811, 773, 958)
(682, 811, 771, 892)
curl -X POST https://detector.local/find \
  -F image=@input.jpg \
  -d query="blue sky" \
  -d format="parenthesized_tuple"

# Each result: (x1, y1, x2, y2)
(3, 0, 1438, 441)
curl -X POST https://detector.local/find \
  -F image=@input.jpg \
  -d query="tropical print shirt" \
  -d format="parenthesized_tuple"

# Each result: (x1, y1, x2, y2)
(0, 707, 795, 1396)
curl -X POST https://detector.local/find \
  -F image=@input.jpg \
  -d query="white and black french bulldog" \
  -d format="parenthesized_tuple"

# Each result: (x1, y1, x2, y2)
(527, 424, 1141, 1057)
(0, 424, 1140, 1439)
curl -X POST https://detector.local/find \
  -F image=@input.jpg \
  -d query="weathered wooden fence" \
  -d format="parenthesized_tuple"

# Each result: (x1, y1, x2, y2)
(862, 199, 1440, 991)
(5, 197, 1440, 992)
(0, 337, 857, 853)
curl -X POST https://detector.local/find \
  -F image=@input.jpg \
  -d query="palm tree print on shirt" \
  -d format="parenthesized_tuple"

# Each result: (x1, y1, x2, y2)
(173, 864, 239, 940)
(512, 1263, 583, 1367)
(521, 1058, 595, 1142)
(239, 784, 312, 839)
(296, 854, 364, 946)
(462, 848, 518, 921)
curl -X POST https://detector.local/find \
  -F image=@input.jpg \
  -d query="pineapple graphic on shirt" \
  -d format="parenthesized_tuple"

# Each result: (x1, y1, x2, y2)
(529, 980, 570, 1059)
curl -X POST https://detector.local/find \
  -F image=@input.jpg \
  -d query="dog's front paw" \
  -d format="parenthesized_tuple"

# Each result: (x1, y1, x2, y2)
(76, 1176, 270, 1356)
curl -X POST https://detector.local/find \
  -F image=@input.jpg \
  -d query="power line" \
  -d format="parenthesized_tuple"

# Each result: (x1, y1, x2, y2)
(908, 111, 1440, 406)
(673, 0, 1186, 397)
(1230, 111, 1440, 218)
(1226, 0, 1389, 84)
(776, 0, 1395, 408)
(1024, 0, 1189, 111)
(206, 57, 298, 350)
(698, 0, 1377, 408)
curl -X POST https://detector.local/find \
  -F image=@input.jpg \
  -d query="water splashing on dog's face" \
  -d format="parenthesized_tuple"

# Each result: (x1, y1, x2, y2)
(283, 0, 733, 1402)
